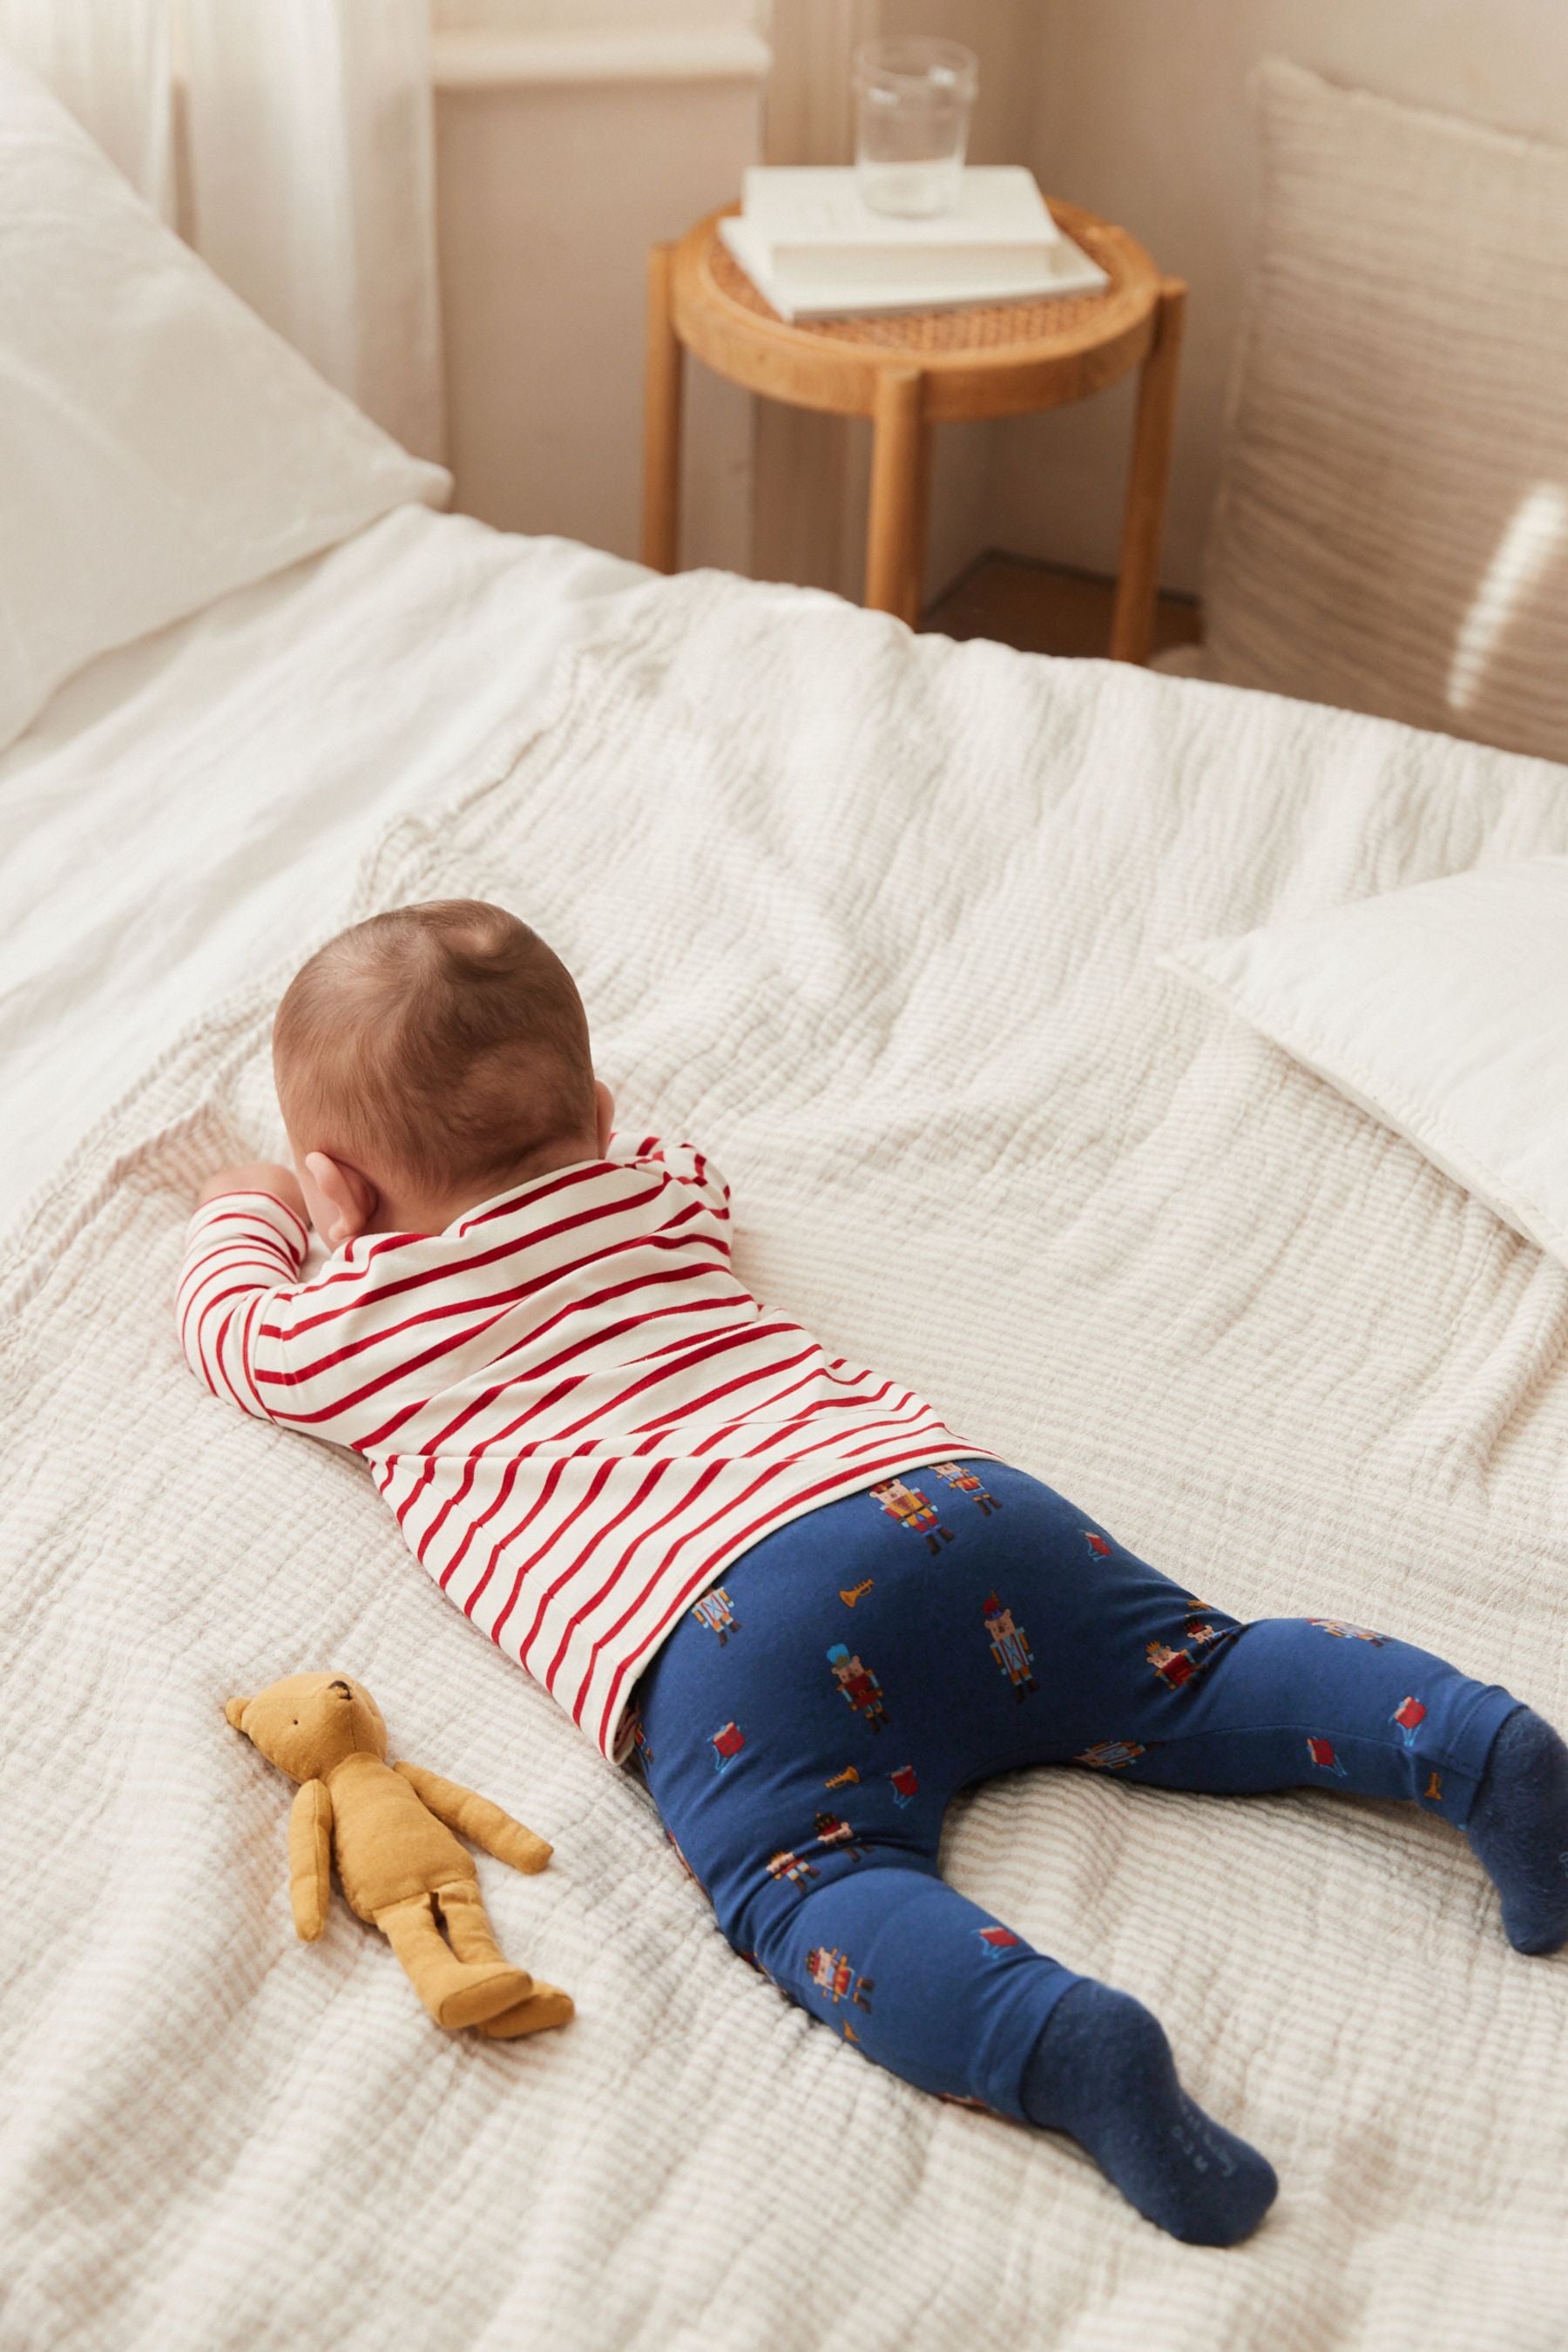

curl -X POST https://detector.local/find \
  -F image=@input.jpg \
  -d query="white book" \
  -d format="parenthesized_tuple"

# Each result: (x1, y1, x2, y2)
(720, 211, 1109, 323)
(740, 166, 1061, 269)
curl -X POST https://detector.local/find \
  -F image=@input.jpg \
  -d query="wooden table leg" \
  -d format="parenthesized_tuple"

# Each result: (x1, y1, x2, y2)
(865, 367, 929, 625)
(1110, 278, 1186, 664)
(642, 242, 683, 574)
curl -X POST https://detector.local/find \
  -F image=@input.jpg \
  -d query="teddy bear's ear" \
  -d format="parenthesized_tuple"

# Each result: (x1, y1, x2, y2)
(225, 1696, 251, 1730)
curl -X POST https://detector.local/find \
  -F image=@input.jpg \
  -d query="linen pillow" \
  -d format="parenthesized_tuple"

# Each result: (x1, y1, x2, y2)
(1195, 60, 1568, 764)
(0, 49, 449, 754)
(1164, 857, 1568, 1266)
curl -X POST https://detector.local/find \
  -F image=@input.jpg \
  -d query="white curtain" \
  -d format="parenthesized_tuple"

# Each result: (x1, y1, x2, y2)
(183, 0, 443, 463)
(0, 0, 172, 213)
(0, 0, 444, 463)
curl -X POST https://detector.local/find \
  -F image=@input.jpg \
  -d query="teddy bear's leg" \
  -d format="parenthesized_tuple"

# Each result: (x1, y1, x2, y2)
(433, 1881, 573, 2038)
(433, 1879, 527, 1980)
(477, 1982, 576, 2040)
(374, 1893, 532, 2031)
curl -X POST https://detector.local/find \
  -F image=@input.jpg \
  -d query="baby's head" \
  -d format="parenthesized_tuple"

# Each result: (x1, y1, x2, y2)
(274, 899, 612, 1243)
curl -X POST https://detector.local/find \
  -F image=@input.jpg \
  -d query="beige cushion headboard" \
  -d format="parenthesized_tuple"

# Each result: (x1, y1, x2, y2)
(1196, 58, 1568, 764)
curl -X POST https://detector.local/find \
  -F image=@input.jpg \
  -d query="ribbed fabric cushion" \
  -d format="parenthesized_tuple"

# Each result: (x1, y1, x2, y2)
(1199, 59, 1568, 761)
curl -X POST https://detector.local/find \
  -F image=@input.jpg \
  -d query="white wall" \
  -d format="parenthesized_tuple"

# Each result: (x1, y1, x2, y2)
(995, 0, 1568, 592)
(433, 0, 768, 571)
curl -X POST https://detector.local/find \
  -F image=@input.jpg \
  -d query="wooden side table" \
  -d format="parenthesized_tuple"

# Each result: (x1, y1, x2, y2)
(642, 201, 1185, 661)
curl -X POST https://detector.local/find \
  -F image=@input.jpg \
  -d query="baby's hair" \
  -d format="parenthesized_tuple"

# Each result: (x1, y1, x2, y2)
(274, 900, 596, 1197)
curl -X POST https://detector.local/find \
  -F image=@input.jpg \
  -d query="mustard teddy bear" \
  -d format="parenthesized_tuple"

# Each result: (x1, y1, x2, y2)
(226, 1672, 573, 2039)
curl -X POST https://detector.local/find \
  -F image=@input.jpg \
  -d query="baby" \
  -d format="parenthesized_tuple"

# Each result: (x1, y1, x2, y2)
(180, 897, 1568, 2247)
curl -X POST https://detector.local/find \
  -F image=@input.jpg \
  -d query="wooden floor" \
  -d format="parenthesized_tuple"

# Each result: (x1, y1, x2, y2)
(924, 551, 1202, 662)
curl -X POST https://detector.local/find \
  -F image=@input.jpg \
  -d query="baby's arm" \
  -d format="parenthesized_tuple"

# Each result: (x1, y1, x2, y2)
(176, 1171, 310, 1421)
(195, 1159, 307, 1222)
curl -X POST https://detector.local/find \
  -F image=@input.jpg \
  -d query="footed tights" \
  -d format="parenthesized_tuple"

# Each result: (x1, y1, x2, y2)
(632, 1463, 1562, 2244)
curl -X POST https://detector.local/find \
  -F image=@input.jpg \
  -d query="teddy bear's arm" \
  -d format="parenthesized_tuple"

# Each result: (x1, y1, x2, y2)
(393, 1761, 552, 1875)
(287, 1778, 334, 1940)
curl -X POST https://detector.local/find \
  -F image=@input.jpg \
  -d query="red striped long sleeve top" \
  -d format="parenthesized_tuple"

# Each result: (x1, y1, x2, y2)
(176, 1136, 989, 1761)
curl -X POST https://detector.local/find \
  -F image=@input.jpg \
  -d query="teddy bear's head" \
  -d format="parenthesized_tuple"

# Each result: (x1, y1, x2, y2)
(225, 1673, 388, 1781)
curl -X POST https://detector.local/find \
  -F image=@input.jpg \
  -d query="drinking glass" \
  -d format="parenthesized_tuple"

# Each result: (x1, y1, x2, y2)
(854, 37, 978, 219)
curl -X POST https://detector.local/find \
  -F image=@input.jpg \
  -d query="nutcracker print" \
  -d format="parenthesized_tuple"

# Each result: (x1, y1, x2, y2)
(1308, 1618, 1387, 1645)
(691, 1586, 740, 1645)
(1075, 1740, 1146, 1772)
(933, 1461, 1003, 1517)
(767, 1848, 820, 1891)
(805, 1945, 874, 2012)
(868, 1477, 955, 1554)
(812, 1810, 868, 1862)
(983, 1593, 1038, 1700)
(1146, 1639, 1197, 1690)
(827, 1643, 890, 1732)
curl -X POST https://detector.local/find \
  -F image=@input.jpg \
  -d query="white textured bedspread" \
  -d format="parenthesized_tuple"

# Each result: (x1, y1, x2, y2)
(6, 571, 1568, 2350)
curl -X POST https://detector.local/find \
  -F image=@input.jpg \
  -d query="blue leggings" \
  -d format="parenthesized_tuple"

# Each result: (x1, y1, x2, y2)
(632, 1462, 1519, 2122)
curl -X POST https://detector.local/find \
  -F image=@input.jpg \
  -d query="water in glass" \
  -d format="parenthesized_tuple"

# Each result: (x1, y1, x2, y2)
(854, 37, 979, 219)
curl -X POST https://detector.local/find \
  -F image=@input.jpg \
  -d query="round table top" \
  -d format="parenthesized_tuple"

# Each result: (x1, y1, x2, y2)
(670, 199, 1172, 423)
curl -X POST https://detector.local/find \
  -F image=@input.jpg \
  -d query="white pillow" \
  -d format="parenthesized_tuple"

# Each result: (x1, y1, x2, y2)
(0, 50, 449, 754)
(1197, 60, 1568, 764)
(1164, 857, 1568, 1265)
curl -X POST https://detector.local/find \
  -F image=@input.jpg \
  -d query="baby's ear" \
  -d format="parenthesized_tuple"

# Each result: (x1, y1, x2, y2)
(304, 1151, 376, 1247)
(225, 1696, 250, 1730)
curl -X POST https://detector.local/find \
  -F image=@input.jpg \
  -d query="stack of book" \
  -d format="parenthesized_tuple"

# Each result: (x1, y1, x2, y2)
(719, 166, 1108, 323)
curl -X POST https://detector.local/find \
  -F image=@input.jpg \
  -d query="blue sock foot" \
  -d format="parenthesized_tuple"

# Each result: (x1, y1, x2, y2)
(1466, 1707, 1568, 1955)
(1022, 1980, 1277, 2247)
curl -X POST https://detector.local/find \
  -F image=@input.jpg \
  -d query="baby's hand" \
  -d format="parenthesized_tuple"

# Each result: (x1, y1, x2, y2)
(194, 1161, 308, 1228)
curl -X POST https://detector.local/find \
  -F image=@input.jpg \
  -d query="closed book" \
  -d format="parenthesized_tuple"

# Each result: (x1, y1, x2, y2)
(719, 213, 1108, 322)
(740, 166, 1061, 272)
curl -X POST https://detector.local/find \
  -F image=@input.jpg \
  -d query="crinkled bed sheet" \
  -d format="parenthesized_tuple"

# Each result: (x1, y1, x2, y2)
(5, 560, 1568, 2351)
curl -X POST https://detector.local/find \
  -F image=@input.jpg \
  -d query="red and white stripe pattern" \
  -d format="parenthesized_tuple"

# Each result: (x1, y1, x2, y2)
(177, 1137, 989, 1761)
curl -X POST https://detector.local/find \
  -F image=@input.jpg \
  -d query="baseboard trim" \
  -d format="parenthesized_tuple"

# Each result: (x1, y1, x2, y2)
(433, 25, 772, 92)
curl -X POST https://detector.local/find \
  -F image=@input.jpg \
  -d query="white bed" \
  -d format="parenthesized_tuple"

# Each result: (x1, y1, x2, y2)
(6, 48, 1568, 2352)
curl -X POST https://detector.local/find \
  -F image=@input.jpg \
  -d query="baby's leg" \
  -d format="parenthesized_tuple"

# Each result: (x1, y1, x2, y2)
(1114, 1618, 1568, 1953)
(633, 1467, 1280, 2240)
(755, 1862, 1276, 2247)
